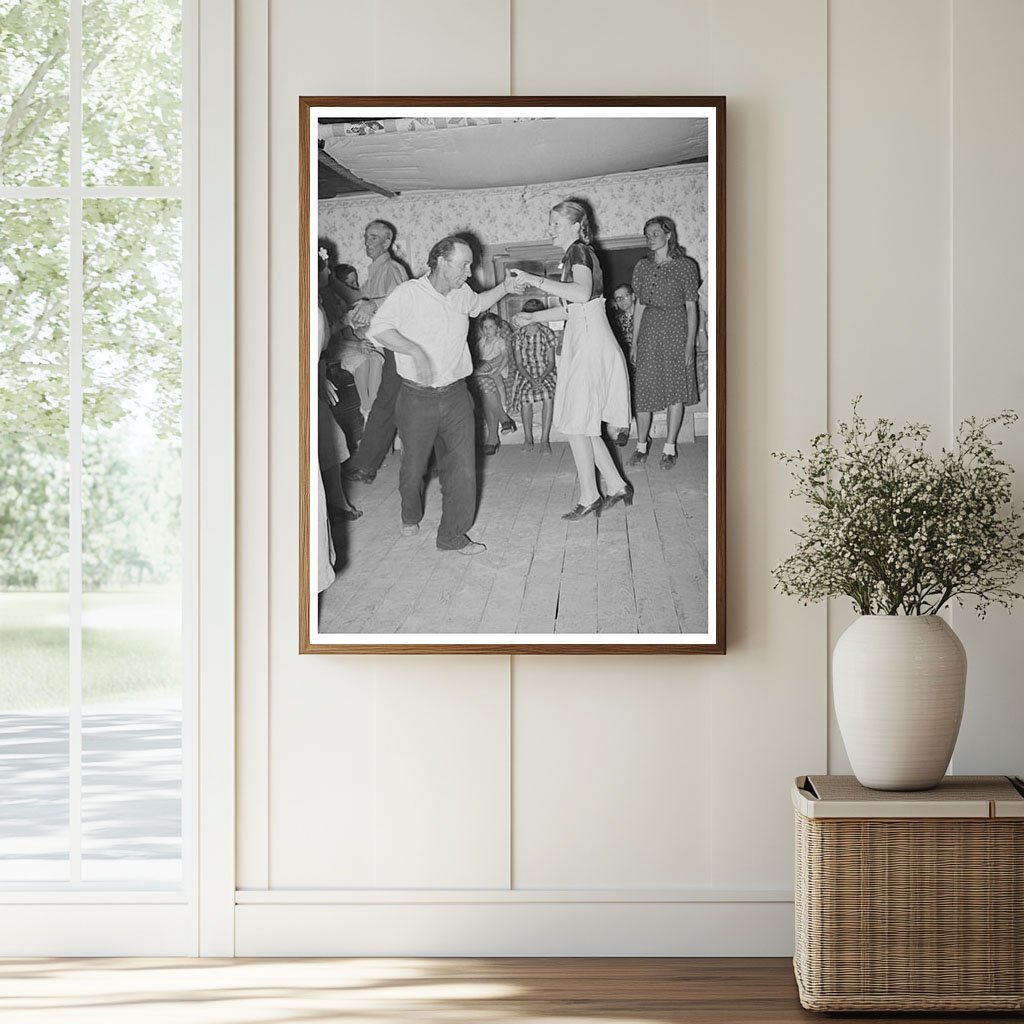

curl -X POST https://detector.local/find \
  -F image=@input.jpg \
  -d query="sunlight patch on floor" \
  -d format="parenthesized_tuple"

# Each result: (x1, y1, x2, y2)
(0, 958, 683, 1023)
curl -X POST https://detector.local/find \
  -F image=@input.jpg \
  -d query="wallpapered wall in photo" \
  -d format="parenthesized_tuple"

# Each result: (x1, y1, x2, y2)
(318, 164, 709, 288)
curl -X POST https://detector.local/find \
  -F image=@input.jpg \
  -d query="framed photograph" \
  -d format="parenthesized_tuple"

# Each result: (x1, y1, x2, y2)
(300, 96, 725, 654)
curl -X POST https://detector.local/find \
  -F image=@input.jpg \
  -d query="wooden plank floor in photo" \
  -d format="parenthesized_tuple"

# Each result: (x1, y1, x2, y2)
(318, 438, 710, 636)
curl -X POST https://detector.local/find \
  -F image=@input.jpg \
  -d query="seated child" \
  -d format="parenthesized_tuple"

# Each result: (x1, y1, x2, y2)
(471, 312, 517, 454)
(507, 298, 557, 452)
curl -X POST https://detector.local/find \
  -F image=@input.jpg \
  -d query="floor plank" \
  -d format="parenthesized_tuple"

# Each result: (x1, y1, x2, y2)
(516, 446, 576, 634)
(476, 449, 564, 633)
(319, 438, 710, 638)
(442, 453, 523, 633)
(619, 470, 680, 633)
(396, 550, 474, 634)
(653, 487, 708, 634)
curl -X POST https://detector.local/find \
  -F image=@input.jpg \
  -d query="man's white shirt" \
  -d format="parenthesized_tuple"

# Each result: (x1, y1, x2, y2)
(366, 276, 482, 387)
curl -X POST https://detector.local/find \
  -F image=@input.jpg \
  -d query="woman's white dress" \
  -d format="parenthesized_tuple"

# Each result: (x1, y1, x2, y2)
(551, 241, 630, 437)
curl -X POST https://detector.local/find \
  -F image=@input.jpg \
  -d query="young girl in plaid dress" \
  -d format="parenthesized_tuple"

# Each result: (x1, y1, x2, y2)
(508, 298, 557, 452)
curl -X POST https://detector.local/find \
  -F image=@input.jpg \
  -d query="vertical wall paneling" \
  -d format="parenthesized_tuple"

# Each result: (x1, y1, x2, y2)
(512, 0, 713, 94)
(246, 0, 826, 950)
(271, 671, 379, 887)
(707, 0, 828, 889)
(513, 661, 713, 889)
(236, 0, 270, 893)
(265, 0, 378, 889)
(374, 661, 511, 888)
(376, 0, 511, 95)
(828, 0, 950, 424)
(827, 0, 951, 773)
(233, 0, 1024, 955)
(949, 0, 1024, 777)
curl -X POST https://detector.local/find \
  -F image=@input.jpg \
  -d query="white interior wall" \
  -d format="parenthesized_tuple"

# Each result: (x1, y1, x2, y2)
(947, 0, 1024, 773)
(234, 0, 1024, 956)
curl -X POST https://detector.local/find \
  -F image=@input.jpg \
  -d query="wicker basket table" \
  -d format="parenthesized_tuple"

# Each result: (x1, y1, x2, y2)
(793, 774, 1024, 1012)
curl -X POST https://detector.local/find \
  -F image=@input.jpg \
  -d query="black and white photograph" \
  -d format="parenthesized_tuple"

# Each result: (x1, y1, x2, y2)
(300, 98, 725, 653)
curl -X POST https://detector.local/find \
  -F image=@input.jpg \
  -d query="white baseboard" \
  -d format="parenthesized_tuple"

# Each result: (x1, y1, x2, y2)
(235, 898, 795, 957)
(0, 903, 195, 956)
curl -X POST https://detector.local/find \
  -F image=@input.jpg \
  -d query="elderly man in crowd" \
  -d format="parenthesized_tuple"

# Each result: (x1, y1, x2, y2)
(342, 219, 410, 484)
(607, 282, 638, 447)
(611, 282, 637, 352)
(366, 236, 516, 555)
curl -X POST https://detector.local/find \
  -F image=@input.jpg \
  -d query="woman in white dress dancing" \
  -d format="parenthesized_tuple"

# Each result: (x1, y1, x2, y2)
(510, 200, 632, 519)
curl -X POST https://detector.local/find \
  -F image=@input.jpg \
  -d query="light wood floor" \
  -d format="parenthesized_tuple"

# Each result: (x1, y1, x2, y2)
(319, 439, 709, 636)
(1, 957, 1018, 1022)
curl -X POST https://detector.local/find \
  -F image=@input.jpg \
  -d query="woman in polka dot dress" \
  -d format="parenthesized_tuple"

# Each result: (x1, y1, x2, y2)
(629, 216, 700, 470)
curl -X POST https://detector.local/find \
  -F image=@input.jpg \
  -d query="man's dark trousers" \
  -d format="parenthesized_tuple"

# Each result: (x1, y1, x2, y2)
(326, 362, 364, 452)
(395, 378, 476, 550)
(349, 349, 400, 475)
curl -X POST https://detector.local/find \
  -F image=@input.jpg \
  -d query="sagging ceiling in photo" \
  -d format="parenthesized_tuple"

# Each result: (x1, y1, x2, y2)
(317, 116, 709, 199)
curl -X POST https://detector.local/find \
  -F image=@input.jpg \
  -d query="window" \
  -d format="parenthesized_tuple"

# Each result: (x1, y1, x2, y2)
(0, 0, 192, 890)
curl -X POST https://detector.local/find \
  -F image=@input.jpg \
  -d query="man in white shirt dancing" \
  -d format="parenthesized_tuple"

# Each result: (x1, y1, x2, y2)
(366, 236, 515, 554)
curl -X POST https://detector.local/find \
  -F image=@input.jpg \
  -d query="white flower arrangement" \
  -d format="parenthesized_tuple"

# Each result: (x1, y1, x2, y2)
(772, 400, 1024, 617)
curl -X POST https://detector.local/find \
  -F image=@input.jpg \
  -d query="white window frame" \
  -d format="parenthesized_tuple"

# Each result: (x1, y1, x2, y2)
(0, 0, 235, 956)
(194, 0, 236, 958)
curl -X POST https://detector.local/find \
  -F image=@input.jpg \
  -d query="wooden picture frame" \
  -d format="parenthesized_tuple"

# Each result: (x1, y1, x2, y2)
(300, 96, 725, 653)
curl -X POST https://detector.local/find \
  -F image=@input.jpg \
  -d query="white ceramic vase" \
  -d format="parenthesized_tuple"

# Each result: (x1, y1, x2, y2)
(832, 615, 967, 791)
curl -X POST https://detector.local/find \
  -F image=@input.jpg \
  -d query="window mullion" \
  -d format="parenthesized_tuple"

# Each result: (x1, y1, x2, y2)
(68, 0, 83, 885)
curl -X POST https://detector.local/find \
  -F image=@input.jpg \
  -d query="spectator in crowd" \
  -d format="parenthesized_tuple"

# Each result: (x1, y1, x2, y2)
(629, 215, 700, 470)
(611, 282, 636, 350)
(315, 263, 338, 594)
(320, 262, 365, 452)
(605, 281, 638, 446)
(316, 296, 361, 529)
(342, 220, 410, 484)
(471, 312, 517, 455)
(507, 298, 557, 453)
